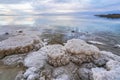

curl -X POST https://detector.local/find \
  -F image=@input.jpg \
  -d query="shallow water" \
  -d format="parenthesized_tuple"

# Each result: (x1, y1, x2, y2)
(0, 65, 24, 80)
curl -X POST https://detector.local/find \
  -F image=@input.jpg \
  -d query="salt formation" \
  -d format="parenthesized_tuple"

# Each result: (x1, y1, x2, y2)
(46, 45, 69, 67)
(2, 54, 25, 66)
(24, 51, 47, 68)
(1, 37, 120, 80)
(92, 62, 120, 80)
(0, 34, 43, 58)
(65, 39, 100, 65)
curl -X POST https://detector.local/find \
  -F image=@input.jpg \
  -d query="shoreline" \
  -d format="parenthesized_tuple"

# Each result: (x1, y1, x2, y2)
(95, 14, 120, 19)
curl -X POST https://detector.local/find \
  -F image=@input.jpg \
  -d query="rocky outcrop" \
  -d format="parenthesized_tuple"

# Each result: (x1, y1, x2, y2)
(65, 39, 100, 65)
(1, 38, 120, 80)
(0, 34, 43, 59)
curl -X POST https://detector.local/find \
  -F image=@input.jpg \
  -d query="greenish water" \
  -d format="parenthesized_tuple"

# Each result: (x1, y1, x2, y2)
(0, 65, 24, 80)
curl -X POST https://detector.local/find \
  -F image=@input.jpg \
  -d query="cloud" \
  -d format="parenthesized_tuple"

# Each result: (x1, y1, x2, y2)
(0, 0, 120, 15)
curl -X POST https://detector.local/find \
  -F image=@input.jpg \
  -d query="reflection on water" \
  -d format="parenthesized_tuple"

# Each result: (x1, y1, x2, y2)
(0, 15, 120, 34)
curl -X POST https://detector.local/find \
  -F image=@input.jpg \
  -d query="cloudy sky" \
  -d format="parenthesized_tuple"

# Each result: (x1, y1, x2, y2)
(0, 0, 120, 15)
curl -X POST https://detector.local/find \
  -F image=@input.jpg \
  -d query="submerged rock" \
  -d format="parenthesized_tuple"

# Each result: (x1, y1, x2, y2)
(65, 39, 100, 65)
(2, 54, 25, 66)
(114, 44, 120, 48)
(87, 41, 105, 45)
(0, 34, 43, 59)
(15, 71, 24, 80)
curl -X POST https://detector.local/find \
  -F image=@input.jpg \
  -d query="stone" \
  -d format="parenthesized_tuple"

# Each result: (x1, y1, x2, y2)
(53, 74, 70, 80)
(93, 57, 108, 67)
(46, 45, 69, 67)
(2, 54, 25, 66)
(80, 63, 97, 69)
(106, 60, 120, 70)
(24, 51, 47, 68)
(0, 34, 43, 58)
(100, 51, 120, 61)
(92, 67, 120, 80)
(78, 68, 93, 80)
(65, 39, 100, 65)
(15, 71, 24, 80)
(23, 67, 40, 80)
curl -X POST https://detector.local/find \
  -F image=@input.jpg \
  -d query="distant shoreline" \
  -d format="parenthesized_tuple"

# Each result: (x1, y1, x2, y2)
(95, 14, 120, 19)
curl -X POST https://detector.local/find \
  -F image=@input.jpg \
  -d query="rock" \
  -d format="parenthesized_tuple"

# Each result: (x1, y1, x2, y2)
(92, 67, 120, 80)
(5, 32, 9, 35)
(40, 67, 52, 80)
(87, 41, 105, 45)
(46, 45, 69, 67)
(53, 74, 70, 80)
(78, 68, 93, 80)
(24, 51, 47, 68)
(114, 44, 120, 48)
(65, 39, 100, 65)
(15, 71, 24, 80)
(52, 67, 68, 78)
(93, 57, 108, 67)
(106, 60, 120, 70)
(23, 67, 40, 80)
(27, 74, 39, 80)
(0, 34, 43, 58)
(100, 51, 120, 61)
(2, 54, 25, 66)
(80, 63, 97, 69)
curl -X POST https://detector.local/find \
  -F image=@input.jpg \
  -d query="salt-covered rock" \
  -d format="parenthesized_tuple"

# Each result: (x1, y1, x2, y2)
(92, 67, 120, 80)
(100, 51, 120, 61)
(87, 41, 105, 45)
(78, 68, 93, 80)
(114, 44, 120, 48)
(45, 45, 69, 67)
(24, 51, 47, 68)
(52, 67, 68, 78)
(23, 67, 40, 80)
(80, 63, 97, 69)
(27, 74, 39, 80)
(0, 34, 43, 58)
(53, 74, 70, 80)
(93, 56, 108, 67)
(15, 71, 24, 80)
(106, 60, 120, 70)
(2, 54, 25, 66)
(65, 39, 100, 65)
